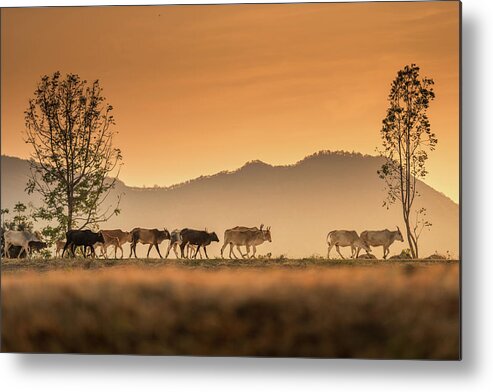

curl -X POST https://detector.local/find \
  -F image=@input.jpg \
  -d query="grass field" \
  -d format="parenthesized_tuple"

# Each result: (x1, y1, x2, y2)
(1, 257, 460, 359)
(1, 256, 459, 273)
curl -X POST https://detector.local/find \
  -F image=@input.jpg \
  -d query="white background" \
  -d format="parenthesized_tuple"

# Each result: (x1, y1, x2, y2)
(1, 0, 491, 390)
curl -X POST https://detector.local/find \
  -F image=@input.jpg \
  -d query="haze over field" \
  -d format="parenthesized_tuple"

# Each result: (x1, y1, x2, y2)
(1, 152, 459, 258)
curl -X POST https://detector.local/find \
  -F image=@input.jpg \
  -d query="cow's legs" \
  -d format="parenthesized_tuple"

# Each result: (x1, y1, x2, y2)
(336, 245, 345, 259)
(250, 245, 257, 259)
(146, 244, 154, 258)
(383, 246, 387, 259)
(194, 245, 201, 259)
(99, 244, 106, 259)
(220, 242, 228, 259)
(203, 246, 209, 259)
(102, 244, 109, 259)
(242, 245, 251, 258)
(230, 244, 239, 259)
(327, 243, 334, 259)
(117, 244, 123, 259)
(22, 244, 30, 259)
(62, 242, 71, 258)
(165, 242, 173, 259)
(5, 242, 11, 258)
(129, 241, 138, 258)
(173, 243, 180, 259)
(155, 243, 164, 259)
(179, 242, 187, 259)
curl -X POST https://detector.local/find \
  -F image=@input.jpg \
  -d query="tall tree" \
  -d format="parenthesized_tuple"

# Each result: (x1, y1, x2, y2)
(24, 72, 122, 232)
(378, 64, 437, 258)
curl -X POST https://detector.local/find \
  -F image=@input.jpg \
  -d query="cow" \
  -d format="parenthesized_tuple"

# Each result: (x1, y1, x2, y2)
(165, 229, 182, 259)
(100, 229, 133, 259)
(56, 239, 90, 258)
(28, 240, 48, 257)
(3, 230, 43, 259)
(220, 224, 272, 259)
(129, 228, 170, 258)
(164, 230, 205, 259)
(55, 240, 66, 258)
(179, 229, 219, 259)
(93, 242, 106, 258)
(326, 230, 371, 259)
(62, 229, 105, 258)
(360, 227, 404, 259)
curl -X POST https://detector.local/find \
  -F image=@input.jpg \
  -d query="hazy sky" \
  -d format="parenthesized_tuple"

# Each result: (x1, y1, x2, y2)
(1, 1, 460, 202)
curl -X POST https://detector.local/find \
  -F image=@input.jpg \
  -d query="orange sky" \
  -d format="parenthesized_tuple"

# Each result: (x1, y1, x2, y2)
(1, 1, 460, 202)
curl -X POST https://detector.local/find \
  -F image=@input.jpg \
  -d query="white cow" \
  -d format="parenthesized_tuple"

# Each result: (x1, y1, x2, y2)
(326, 230, 371, 259)
(4, 230, 43, 259)
(360, 227, 404, 259)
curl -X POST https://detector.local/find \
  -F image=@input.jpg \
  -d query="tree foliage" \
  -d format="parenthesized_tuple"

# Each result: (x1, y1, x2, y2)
(377, 64, 437, 258)
(1, 202, 34, 231)
(24, 72, 122, 232)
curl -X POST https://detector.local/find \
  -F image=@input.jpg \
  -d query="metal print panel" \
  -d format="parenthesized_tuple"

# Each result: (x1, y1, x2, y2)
(0, 1, 460, 359)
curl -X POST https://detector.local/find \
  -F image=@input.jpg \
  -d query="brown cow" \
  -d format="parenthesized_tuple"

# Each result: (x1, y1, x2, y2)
(129, 228, 171, 258)
(100, 229, 133, 259)
(55, 240, 66, 258)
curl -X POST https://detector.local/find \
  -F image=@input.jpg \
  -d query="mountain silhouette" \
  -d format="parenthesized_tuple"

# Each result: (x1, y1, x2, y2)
(1, 151, 459, 258)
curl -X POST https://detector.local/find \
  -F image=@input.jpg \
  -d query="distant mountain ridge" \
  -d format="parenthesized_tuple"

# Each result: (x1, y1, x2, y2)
(1, 152, 459, 258)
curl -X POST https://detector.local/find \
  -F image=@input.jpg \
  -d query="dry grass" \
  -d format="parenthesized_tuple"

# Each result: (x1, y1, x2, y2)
(1, 262, 459, 359)
(1, 256, 459, 274)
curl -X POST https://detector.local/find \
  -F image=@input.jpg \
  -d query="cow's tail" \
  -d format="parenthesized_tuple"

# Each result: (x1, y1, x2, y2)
(326, 230, 336, 245)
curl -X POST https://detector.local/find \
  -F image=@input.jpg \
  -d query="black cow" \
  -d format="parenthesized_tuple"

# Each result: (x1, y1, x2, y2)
(63, 229, 105, 258)
(28, 240, 48, 256)
(179, 228, 219, 259)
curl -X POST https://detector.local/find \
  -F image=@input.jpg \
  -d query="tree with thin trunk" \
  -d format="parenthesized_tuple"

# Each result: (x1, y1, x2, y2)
(24, 72, 122, 233)
(377, 64, 437, 258)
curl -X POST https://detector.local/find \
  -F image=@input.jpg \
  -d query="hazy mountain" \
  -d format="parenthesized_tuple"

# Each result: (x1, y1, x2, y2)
(1, 152, 459, 258)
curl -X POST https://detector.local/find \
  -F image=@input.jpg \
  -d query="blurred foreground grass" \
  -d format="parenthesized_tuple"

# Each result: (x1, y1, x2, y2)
(1, 261, 459, 358)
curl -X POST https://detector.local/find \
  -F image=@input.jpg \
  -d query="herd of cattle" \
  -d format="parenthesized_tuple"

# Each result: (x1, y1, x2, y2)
(1, 224, 405, 260)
